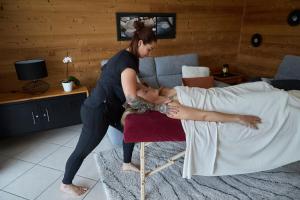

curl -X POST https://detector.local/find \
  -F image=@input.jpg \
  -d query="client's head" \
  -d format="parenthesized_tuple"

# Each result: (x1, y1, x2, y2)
(121, 87, 160, 126)
(136, 87, 159, 102)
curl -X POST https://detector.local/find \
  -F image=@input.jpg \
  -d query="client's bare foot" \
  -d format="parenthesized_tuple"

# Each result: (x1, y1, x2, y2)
(60, 183, 88, 196)
(122, 163, 140, 172)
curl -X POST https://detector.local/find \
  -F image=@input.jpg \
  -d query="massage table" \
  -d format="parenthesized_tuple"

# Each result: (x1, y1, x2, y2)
(124, 111, 185, 200)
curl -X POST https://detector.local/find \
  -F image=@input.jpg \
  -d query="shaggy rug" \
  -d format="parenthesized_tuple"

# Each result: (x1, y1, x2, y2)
(95, 142, 300, 200)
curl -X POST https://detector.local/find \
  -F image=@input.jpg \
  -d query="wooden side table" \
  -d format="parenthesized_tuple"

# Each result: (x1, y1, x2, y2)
(213, 73, 244, 85)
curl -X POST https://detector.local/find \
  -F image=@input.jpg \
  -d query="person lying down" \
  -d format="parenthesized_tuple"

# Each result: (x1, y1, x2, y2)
(123, 81, 300, 178)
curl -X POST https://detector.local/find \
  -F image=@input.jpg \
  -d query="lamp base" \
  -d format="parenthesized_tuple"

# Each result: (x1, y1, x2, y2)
(22, 80, 49, 94)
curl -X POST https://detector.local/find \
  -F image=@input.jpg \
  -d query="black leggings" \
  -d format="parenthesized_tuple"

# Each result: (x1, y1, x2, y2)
(62, 105, 135, 184)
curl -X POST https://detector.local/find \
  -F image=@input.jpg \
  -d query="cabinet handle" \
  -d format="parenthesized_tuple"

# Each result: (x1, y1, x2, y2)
(45, 108, 50, 122)
(31, 112, 36, 125)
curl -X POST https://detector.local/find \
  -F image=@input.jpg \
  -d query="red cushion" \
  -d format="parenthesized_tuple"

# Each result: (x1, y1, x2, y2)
(124, 111, 185, 143)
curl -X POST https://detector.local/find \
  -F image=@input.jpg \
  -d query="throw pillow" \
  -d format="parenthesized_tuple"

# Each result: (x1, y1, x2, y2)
(182, 76, 214, 89)
(270, 79, 300, 90)
(182, 66, 210, 78)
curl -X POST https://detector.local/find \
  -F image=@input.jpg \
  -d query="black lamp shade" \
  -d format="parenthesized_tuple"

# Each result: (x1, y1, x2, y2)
(15, 59, 48, 80)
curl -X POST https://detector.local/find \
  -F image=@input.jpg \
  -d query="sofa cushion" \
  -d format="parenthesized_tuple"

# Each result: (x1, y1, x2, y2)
(275, 55, 300, 80)
(155, 53, 199, 87)
(138, 57, 159, 88)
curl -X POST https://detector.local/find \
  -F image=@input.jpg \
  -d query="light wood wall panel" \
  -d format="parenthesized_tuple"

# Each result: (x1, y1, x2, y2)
(237, 0, 300, 78)
(0, 0, 244, 92)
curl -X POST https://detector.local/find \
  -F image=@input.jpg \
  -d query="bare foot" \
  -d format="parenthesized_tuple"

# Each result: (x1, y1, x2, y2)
(60, 183, 88, 196)
(122, 163, 140, 172)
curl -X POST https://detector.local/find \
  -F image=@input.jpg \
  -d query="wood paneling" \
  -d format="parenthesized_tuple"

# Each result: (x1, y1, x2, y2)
(236, 0, 300, 78)
(0, 0, 244, 92)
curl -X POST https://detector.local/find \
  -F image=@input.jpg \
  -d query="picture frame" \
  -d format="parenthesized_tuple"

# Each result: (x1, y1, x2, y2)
(116, 12, 176, 41)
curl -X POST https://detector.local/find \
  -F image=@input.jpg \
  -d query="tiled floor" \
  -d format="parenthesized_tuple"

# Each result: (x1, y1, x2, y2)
(0, 124, 116, 200)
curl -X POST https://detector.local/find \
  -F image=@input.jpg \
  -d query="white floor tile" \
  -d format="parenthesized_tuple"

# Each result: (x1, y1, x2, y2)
(0, 158, 34, 189)
(39, 146, 100, 181)
(64, 124, 83, 133)
(0, 191, 26, 200)
(0, 137, 37, 157)
(64, 134, 115, 153)
(36, 175, 96, 200)
(40, 128, 78, 145)
(39, 146, 73, 171)
(14, 143, 60, 164)
(63, 136, 79, 148)
(3, 165, 62, 200)
(82, 180, 107, 200)
(77, 153, 100, 181)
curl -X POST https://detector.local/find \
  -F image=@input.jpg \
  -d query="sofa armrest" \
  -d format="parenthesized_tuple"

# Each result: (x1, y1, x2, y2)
(275, 55, 300, 80)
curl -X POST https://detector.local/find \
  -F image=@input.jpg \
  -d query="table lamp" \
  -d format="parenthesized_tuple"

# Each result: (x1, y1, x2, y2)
(15, 59, 49, 94)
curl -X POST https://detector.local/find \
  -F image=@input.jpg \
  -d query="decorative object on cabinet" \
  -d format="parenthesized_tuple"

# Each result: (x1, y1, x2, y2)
(222, 64, 229, 76)
(62, 55, 73, 92)
(61, 55, 81, 92)
(251, 33, 262, 47)
(0, 86, 88, 137)
(15, 59, 49, 94)
(116, 12, 176, 41)
(287, 9, 300, 26)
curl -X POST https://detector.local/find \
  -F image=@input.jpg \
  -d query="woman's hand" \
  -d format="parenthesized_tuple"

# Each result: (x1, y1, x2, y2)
(237, 115, 262, 129)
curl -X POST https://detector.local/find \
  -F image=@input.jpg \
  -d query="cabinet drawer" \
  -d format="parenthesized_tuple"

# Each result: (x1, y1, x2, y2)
(0, 101, 42, 136)
(41, 93, 86, 129)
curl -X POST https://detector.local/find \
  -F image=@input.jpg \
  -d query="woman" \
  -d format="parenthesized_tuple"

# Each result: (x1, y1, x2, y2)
(60, 21, 167, 196)
(125, 81, 300, 178)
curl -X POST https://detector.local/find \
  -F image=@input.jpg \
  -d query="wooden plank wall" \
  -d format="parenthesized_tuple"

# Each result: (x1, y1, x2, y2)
(237, 0, 300, 78)
(0, 0, 244, 92)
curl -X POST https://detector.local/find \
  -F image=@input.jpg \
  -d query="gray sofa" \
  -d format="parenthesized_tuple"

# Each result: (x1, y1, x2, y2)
(138, 53, 199, 88)
(275, 55, 300, 80)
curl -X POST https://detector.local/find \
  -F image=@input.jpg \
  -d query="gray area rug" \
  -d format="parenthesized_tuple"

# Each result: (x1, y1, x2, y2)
(95, 142, 300, 200)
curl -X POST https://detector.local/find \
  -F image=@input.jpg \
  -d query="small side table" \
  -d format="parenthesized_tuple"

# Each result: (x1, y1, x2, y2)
(213, 73, 244, 85)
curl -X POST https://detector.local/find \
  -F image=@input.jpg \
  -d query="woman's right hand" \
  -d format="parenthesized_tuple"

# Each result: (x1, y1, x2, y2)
(237, 115, 262, 129)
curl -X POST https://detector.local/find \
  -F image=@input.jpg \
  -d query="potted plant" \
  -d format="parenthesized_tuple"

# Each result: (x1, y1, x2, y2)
(62, 55, 81, 92)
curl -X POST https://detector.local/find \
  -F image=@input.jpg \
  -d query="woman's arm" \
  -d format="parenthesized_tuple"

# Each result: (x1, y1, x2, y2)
(167, 101, 261, 129)
(121, 68, 168, 113)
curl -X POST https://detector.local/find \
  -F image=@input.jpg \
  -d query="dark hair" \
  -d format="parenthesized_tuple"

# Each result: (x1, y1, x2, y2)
(129, 21, 157, 57)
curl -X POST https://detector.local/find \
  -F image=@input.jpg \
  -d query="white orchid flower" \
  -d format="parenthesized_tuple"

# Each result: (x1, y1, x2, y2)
(63, 56, 72, 63)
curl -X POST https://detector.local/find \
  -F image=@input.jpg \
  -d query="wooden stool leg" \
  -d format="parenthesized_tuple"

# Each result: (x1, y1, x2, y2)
(140, 142, 145, 200)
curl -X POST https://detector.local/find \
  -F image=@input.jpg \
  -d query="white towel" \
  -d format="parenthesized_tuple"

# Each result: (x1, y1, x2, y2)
(175, 82, 300, 178)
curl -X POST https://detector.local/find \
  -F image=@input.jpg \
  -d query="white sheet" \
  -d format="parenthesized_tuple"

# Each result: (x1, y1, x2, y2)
(175, 82, 300, 178)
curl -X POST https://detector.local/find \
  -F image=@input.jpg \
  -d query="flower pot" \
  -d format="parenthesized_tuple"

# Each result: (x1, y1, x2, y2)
(62, 81, 73, 92)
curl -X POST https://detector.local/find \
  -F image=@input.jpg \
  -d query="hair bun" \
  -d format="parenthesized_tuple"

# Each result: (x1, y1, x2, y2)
(134, 21, 145, 31)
